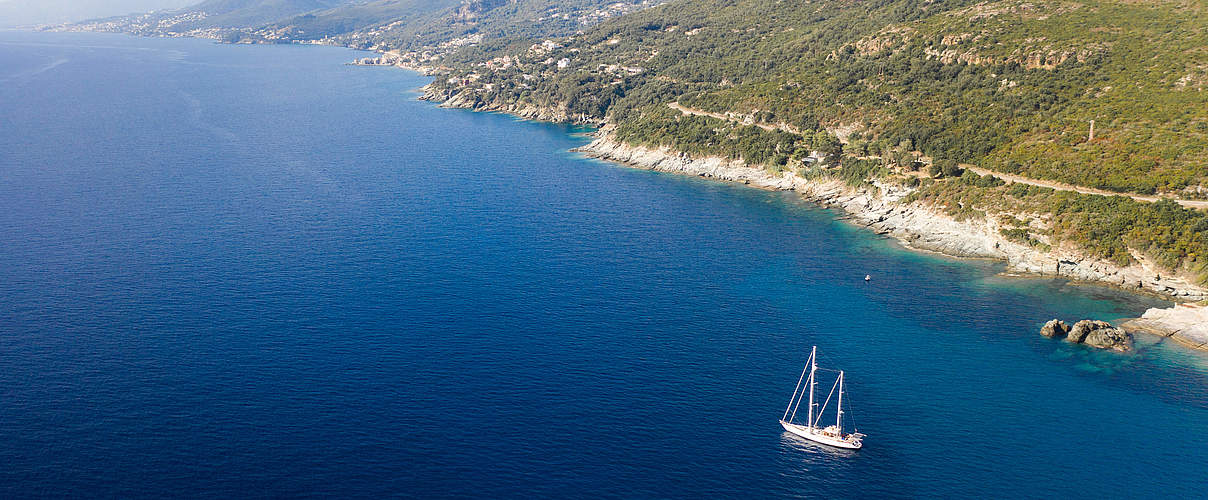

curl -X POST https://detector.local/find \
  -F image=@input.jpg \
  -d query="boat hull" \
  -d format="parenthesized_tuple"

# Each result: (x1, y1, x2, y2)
(780, 420, 863, 449)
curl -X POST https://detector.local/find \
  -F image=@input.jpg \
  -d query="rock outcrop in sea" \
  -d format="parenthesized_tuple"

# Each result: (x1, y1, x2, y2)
(1040, 319, 1070, 338)
(1040, 318, 1132, 351)
(1070, 320, 1132, 351)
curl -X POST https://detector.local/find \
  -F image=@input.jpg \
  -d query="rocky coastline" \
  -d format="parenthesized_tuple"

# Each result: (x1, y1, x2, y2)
(393, 58, 1208, 352)
(568, 132, 1208, 351)
(45, 27, 1208, 352)
(60, 21, 1208, 354)
(417, 83, 1208, 351)
(421, 85, 604, 125)
(574, 131, 1208, 298)
(1120, 303, 1208, 351)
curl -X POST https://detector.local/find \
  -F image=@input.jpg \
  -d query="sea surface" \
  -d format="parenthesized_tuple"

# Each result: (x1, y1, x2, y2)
(2, 31, 1207, 498)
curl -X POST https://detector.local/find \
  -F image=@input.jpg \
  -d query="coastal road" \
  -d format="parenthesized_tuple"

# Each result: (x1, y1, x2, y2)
(668, 102, 1208, 210)
(963, 166, 1208, 210)
(668, 102, 798, 133)
(669, 102, 1207, 210)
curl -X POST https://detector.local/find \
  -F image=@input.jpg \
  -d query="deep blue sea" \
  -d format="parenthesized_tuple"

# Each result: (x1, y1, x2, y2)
(2, 31, 1207, 498)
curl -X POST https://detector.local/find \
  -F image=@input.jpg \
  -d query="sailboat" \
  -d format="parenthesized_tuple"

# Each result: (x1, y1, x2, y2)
(779, 346, 865, 449)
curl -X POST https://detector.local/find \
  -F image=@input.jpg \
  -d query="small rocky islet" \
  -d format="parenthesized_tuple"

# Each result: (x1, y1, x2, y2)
(1041, 303, 1208, 353)
(1040, 319, 1133, 352)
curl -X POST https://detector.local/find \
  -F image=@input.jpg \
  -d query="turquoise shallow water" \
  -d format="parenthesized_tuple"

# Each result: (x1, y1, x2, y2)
(1, 31, 1207, 498)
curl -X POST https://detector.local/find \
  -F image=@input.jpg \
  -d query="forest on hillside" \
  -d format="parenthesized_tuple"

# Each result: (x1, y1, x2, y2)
(73, 0, 1208, 284)
(422, 0, 1208, 283)
(429, 0, 1208, 197)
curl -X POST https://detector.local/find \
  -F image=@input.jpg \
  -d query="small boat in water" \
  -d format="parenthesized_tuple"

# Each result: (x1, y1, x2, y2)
(780, 346, 865, 450)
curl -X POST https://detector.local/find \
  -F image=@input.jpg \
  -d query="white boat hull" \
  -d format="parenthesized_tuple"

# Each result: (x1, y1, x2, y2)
(780, 420, 863, 449)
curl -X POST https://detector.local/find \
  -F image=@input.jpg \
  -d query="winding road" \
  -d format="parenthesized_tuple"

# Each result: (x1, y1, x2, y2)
(668, 102, 797, 133)
(962, 166, 1208, 209)
(668, 102, 1208, 210)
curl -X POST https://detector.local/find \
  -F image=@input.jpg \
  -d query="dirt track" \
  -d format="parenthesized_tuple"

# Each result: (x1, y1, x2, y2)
(668, 102, 794, 133)
(963, 166, 1208, 210)
(667, 102, 1207, 210)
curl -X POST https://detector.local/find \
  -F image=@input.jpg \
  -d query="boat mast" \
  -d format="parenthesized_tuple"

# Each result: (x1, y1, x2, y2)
(807, 346, 817, 429)
(783, 348, 812, 421)
(836, 370, 844, 430)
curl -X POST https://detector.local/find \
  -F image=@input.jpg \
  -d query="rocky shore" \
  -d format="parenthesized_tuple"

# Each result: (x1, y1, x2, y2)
(421, 87, 1208, 351)
(574, 131, 1208, 301)
(63, 25, 1208, 352)
(421, 85, 603, 125)
(1120, 303, 1208, 350)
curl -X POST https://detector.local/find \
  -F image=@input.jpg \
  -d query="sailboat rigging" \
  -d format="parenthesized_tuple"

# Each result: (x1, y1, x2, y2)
(779, 346, 865, 449)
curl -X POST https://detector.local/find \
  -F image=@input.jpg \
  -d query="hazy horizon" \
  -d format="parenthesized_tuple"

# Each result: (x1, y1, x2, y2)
(0, 0, 198, 27)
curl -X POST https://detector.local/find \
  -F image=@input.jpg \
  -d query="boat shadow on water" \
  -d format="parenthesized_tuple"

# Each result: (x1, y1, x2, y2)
(779, 433, 859, 459)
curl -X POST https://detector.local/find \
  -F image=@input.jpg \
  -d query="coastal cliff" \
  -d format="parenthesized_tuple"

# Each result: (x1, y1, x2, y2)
(574, 131, 1208, 303)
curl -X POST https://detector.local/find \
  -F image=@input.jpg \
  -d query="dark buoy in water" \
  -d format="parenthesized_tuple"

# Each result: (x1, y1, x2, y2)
(864, 274, 871, 282)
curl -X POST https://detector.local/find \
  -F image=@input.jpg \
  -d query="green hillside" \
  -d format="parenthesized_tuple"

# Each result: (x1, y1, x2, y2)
(428, 0, 1208, 196)
(423, 0, 1208, 284)
(72, 0, 1208, 285)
